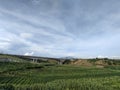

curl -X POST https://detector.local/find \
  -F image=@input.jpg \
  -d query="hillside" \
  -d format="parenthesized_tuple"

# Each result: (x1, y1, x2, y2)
(0, 54, 27, 62)
(0, 54, 59, 64)
(63, 59, 120, 67)
(0, 54, 120, 67)
(0, 54, 120, 90)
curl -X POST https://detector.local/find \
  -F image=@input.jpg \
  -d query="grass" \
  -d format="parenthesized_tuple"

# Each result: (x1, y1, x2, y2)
(0, 62, 119, 90)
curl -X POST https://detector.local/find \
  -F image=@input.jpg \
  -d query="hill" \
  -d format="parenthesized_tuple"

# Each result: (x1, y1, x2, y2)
(63, 58, 120, 67)
(0, 54, 120, 67)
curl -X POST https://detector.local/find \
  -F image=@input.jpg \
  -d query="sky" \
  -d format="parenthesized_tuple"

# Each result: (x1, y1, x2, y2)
(0, 0, 120, 58)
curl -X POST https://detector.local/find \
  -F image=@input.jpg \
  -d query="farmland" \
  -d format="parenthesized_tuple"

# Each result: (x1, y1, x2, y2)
(0, 54, 120, 90)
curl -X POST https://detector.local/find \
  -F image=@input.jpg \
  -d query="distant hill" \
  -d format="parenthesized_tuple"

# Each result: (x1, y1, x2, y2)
(0, 53, 120, 67)
(0, 53, 59, 64)
(0, 54, 27, 62)
(63, 58, 120, 67)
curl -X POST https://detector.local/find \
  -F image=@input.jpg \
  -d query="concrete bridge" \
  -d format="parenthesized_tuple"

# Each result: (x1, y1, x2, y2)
(30, 57, 66, 64)
(0, 54, 66, 64)
(17, 55, 66, 64)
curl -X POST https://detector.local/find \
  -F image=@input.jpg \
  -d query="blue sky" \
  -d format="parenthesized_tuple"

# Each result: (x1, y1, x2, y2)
(0, 0, 120, 58)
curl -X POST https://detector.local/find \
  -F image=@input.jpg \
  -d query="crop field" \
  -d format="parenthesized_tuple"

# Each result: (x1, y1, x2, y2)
(0, 62, 120, 90)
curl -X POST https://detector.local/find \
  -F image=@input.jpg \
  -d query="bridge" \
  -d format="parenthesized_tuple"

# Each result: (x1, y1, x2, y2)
(0, 53, 67, 64)
(16, 55, 66, 64)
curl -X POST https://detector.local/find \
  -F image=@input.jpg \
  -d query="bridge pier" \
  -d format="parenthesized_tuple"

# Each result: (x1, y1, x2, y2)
(32, 58, 38, 63)
(58, 59, 65, 65)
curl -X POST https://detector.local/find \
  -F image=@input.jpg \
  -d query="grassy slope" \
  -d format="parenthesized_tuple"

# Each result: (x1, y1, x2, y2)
(0, 54, 120, 90)
(0, 62, 119, 90)
(0, 54, 27, 62)
(63, 59, 120, 66)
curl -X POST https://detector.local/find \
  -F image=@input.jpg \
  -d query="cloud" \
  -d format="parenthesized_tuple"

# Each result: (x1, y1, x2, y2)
(0, 0, 120, 57)
(24, 52, 34, 56)
(31, 0, 41, 5)
(0, 7, 69, 34)
(20, 33, 33, 39)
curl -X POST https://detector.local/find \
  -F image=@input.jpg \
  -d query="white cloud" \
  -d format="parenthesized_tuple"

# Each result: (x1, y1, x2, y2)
(31, 0, 41, 5)
(0, 42, 10, 50)
(24, 52, 34, 56)
(0, 7, 72, 36)
(0, 0, 120, 58)
(20, 33, 33, 39)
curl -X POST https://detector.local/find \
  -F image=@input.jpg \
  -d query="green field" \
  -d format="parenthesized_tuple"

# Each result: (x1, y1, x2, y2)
(0, 62, 120, 90)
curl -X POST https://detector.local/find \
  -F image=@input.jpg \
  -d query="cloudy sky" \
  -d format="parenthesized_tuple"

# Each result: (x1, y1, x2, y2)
(0, 0, 120, 58)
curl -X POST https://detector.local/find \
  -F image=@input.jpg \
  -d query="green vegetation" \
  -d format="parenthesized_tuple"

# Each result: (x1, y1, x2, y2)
(0, 61, 120, 90)
(0, 54, 27, 62)
(0, 54, 120, 90)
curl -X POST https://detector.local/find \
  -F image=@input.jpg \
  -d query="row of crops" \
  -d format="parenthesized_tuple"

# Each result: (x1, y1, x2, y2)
(0, 76, 120, 90)
(0, 62, 120, 90)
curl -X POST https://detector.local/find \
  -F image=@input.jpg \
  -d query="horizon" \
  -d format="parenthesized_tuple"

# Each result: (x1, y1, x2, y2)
(0, 0, 120, 58)
(1, 53, 120, 60)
